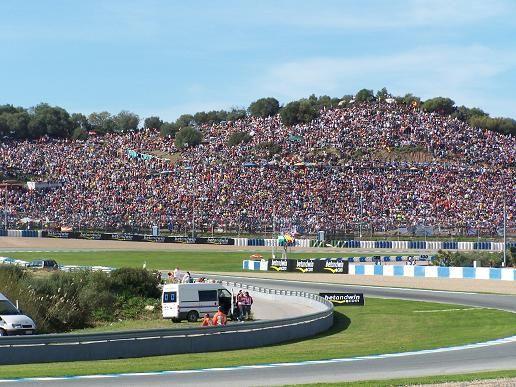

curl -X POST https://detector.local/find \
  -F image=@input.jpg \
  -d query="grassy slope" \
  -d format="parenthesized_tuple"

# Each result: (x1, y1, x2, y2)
(2, 251, 373, 272)
(0, 298, 515, 379)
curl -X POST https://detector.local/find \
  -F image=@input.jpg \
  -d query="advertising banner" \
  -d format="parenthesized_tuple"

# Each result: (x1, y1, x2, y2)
(313, 258, 349, 274)
(268, 259, 295, 272)
(319, 293, 364, 305)
(77, 232, 103, 240)
(197, 237, 235, 245)
(42, 231, 77, 239)
(294, 259, 315, 273)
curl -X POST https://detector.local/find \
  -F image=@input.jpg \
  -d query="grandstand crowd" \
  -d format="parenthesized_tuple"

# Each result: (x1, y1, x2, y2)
(1, 102, 514, 235)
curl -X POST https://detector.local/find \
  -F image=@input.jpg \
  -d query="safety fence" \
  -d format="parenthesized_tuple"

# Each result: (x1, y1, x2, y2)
(1, 230, 514, 252)
(349, 264, 516, 281)
(0, 281, 333, 365)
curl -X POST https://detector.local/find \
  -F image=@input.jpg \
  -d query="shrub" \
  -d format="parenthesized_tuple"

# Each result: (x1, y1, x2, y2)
(175, 126, 202, 148)
(280, 100, 318, 126)
(228, 131, 252, 147)
(248, 97, 280, 118)
(110, 268, 161, 299)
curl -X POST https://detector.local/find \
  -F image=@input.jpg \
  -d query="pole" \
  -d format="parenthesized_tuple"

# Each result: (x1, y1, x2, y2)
(503, 201, 507, 267)
(359, 192, 363, 239)
(272, 211, 276, 259)
(191, 197, 195, 239)
(4, 185, 7, 230)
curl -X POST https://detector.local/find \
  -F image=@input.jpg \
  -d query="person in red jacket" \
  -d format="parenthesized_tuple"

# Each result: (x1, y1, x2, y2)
(212, 307, 227, 326)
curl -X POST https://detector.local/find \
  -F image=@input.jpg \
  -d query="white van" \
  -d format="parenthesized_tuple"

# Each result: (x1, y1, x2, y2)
(162, 283, 233, 322)
(0, 293, 37, 336)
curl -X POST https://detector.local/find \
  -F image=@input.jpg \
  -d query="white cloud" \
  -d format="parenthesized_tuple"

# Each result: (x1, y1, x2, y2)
(262, 0, 510, 30)
(257, 45, 516, 116)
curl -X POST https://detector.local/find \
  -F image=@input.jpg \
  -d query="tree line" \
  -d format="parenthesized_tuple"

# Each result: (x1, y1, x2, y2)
(1, 89, 514, 144)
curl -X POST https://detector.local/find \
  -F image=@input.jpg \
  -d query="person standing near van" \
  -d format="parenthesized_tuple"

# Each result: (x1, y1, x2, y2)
(182, 271, 192, 283)
(243, 291, 253, 320)
(173, 267, 181, 283)
(212, 307, 227, 326)
(236, 290, 244, 321)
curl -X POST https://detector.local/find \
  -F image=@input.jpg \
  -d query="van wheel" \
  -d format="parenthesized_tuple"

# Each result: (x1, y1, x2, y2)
(0, 329, 7, 337)
(186, 311, 199, 322)
(171, 318, 181, 323)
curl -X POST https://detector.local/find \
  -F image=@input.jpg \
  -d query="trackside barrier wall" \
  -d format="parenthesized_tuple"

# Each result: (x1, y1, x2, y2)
(308, 239, 509, 252)
(349, 264, 515, 281)
(234, 237, 248, 246)
(0, 281, 333, 365)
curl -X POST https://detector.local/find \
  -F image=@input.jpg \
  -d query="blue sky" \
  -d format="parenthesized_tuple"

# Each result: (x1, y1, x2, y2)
(1, 0, 515, 121)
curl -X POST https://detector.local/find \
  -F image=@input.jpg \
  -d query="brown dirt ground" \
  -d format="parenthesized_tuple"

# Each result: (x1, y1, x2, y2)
(1, 237, 514, 294)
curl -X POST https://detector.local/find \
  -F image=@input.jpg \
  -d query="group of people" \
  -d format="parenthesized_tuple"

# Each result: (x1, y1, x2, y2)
(200, 289, 254, 327)
(1, 101, 514, 236)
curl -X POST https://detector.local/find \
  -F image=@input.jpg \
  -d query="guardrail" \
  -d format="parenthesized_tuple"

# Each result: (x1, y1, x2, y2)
(0, 281, 333, 365)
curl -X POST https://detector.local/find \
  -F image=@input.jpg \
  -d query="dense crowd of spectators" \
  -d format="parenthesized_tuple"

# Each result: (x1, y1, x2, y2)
(1, 102, 514, 236)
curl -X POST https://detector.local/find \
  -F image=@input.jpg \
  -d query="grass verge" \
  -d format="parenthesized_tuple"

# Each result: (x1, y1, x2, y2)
(1, 250, 375, 272)
(0, 298, 515, 379)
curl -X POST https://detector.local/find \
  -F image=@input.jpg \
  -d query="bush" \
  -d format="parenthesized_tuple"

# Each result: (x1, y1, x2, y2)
(110, 268, 161, 299)
(422, 97, 455, 115)
(227, 131, 252, 146)
(248, 97, 280, 118)
(280, 100, 318, 126)
(355, 89, 375, 103)
(175, 126, 202, 148)
(433, 250, 510, 268)
(255, 141, 282, 158)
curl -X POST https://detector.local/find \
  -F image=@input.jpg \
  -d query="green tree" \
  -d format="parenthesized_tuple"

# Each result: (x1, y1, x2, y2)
(280, 99, 318, 126)
(255, 141, 282, 158)
(5, 111, 31, 138)
(226, 108, 247, 121)
(422, 97, 455, 115)
(88, 112, 115, 134)
(396, 93, 421, 107)
(71, 113, 91, 131)
(248, 97, 280, 118)
(376, 87, 390, 100)
(160, 122, 178, 137)
(355, 89, 375, 103)
(175, 114, 195, 128)
(144, 116, 163, 130)
(71, 127, 88, 140)
(175, 126, 202, 148)
(113, 110, 139, 132)
(227, 131, 252, 146)
(28, 103, 73, 138)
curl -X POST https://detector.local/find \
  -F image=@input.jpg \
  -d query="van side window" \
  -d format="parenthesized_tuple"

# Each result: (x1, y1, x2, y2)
(163, 292, 177, 303)
(218, 289, 231, 298)
(198, 290, 218, 302)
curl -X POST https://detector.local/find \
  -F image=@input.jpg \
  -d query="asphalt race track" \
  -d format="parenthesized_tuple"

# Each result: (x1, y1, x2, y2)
(3, 275, 516, 386)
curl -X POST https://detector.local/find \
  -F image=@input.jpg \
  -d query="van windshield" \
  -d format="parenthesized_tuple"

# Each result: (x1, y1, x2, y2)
(0, 300, 20, 315)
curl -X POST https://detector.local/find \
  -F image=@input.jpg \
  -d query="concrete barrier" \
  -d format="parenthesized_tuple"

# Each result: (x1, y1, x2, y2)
(0, 281, 333, 365)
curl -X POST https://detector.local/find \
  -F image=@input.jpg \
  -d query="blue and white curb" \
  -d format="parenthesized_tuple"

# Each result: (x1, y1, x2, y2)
(349, 264, 516, 281)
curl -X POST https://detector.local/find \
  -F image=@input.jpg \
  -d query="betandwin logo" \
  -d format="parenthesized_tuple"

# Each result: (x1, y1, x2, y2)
(319, 293, 364, 306)
(295, 259, 314, 273)
(269, 259, 289, 271)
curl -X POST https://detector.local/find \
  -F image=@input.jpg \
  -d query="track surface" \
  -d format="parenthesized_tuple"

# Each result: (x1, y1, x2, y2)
(4, 275, 516, 386)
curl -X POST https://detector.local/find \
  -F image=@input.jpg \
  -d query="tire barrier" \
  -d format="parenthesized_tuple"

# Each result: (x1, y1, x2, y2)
(349, 264, 516, 281)
(0, 281, 333, 365)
